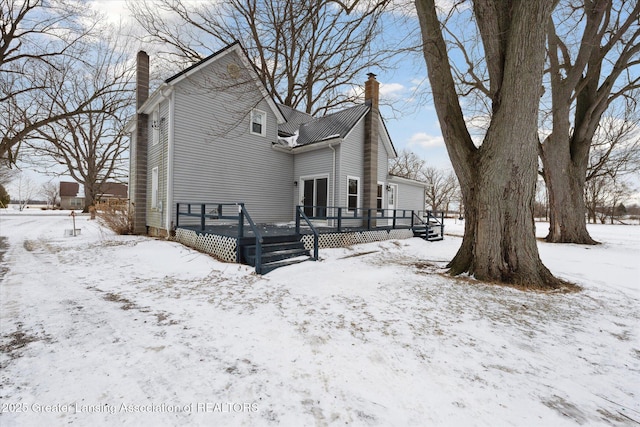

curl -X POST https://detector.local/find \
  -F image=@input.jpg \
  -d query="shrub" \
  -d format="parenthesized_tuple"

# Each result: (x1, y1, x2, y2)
(97, 204, 134, 235)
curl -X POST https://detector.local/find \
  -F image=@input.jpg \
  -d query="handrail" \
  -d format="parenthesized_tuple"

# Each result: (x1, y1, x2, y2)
(416, 210, 445, 238)
(237, 203, 265, 274)
(295, 206, 319, 261)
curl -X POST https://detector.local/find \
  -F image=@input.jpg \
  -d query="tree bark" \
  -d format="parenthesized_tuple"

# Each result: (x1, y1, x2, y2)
(416, 0, 566, 289)
(541, 134, 598, 244)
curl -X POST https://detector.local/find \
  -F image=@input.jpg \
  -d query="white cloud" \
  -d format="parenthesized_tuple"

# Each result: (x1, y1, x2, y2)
(408, 132, 445, 149)
(379, 82, 405, 98)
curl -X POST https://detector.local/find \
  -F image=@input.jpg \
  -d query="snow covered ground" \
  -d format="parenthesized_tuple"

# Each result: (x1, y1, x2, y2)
(0, 211, 638, 427)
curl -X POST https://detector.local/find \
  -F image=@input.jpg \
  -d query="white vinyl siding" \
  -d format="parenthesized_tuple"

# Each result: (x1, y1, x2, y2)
(171, 50, 292, 224)
(147, 99, 170, 229)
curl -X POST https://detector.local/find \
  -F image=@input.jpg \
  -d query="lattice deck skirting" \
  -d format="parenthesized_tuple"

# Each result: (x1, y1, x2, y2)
(174, 227, 413, 264)
(174, 228, 237, 263)
(301, 229, 413, 250)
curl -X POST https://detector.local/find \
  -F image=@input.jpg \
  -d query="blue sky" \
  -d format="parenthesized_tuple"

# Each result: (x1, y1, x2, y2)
(8, 0, 452, 198)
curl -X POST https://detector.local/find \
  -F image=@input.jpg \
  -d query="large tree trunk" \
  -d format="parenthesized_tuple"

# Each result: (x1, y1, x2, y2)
(416, 0, 566, 289)
(541, 135, 598, 244)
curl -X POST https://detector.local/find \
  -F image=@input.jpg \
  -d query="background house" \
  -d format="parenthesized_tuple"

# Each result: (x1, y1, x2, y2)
(59, 181, 128, 209)
(59, 182, 83, 210)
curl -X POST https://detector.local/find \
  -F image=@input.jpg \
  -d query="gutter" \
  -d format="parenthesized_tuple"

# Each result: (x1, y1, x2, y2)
(271, 137, 343, 154)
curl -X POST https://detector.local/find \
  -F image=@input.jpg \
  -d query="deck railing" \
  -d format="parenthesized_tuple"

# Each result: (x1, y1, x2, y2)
(295, 206, 416, 232)
(417, 210, 445, 238)
(295, 206, 319, 260)
(175, 202, 265, 268)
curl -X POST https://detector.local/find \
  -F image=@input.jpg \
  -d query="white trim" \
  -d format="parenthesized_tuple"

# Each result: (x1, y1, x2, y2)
(299, 174, 330, 225)
(250, 109, 267, 137)
(165, 91, 175, 233)
(140, 85, 173, 115)
(151, 167, 159, 209)
(346, 175, 360, 212)
(152, 108, 159, 145)
(272, 138, 342, 154)
(377, 181, 384, 212)
(388, 174, 429, 188)
(387, 183, 398, 225)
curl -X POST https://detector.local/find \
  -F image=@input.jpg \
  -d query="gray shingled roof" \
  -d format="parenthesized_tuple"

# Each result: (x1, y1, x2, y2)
(278, 103, 370, 147)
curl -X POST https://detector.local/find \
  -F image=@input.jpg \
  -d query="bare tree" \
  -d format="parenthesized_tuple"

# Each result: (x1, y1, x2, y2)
(585, 173, 635, 224)
(389, 149, 426, 180)
(539, 0, 640, 244)
(40, 181, 59, 208)
(0, 164, 18, 186)
(422, 167, 457, 213)
(127, 0, 410, 115)
(586, 101, 640, 187)
(415, 0, 564, 288)
(15, 173, 36, 211)
(0, 0, 103, 164)
(26, 37, 134, 212)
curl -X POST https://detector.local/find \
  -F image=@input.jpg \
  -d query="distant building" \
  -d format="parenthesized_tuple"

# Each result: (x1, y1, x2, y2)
(59, 181, 128, 209)
(97, 183, 128, 202)
(59, 182, 83, 210)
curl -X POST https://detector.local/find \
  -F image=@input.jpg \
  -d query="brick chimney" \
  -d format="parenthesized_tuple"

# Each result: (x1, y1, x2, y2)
(363, 73, 379, 227)
(132, 51, 149, 234)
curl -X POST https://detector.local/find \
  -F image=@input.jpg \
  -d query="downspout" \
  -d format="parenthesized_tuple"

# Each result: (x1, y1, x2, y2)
(329, 143, 336, 227)
(165, 90, 175, 237)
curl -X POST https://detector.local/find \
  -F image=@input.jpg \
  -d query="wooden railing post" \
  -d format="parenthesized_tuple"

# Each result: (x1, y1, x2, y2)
(176, 203, 180, 228)
(238, 204, 244, 238)
(337, 207, 342, 232)
(200, 204, 205, 231)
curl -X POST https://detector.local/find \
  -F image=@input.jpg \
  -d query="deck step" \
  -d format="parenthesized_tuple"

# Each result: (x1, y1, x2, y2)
(241, 235, 312, 273)
(413, 224, 444, 242)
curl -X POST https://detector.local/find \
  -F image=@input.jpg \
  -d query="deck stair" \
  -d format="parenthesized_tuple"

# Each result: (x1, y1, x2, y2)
(412, 223, 443, 241)
(241, 234, 311, 274)
(412, 211, 445, 241)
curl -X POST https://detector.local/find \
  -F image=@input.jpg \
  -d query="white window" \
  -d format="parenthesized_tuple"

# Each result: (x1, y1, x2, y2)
(152, 109, 159, 145)
(347, 176, 360, 211)
(250, 109, 266, 136)
(151, 167, 159, 209)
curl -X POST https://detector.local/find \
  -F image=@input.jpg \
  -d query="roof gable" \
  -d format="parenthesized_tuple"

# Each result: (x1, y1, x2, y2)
(60, 181, 79, 197)
(140, 42, 285, 123)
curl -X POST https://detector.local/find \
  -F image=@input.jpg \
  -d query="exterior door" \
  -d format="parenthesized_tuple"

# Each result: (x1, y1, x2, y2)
(387, 184, 397, 225)
(301, 177, 328, 218)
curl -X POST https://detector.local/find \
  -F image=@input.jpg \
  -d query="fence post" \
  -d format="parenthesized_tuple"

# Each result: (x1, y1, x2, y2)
(200, 204, 205, 231)
(366, 208, 371, 230)
(175, 203, 180, 228)
(337, 207, 342, 232)
(295, 206, 301, 234)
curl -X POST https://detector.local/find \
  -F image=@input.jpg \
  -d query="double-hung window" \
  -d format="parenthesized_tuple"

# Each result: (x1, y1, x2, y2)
(151, 167, 159, 209)
(347, 176, 360, 211)
(250, 109, 266, 136)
